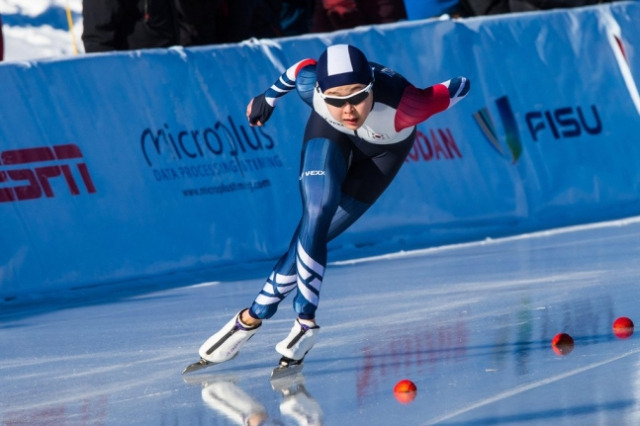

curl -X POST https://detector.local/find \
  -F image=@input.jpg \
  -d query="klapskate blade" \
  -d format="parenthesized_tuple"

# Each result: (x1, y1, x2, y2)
(182, 352, 238, 375)
(270, 362, 304, 381)
(182, 359, 212, 375)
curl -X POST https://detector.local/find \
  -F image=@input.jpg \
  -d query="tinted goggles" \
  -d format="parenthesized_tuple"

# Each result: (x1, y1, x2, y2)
(317, 82, 373, 107)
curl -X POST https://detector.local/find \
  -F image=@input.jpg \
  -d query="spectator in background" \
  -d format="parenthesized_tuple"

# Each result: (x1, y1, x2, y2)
(280, 0, 315, 36)
(82, 0, 283, 53)
(457, 0, 614, 16)
(213, 0, 282, 43)
(311, 0, 407, 33)
(403, 0, 462, 20)
(174, 0, 221, 46)
(507, 0, 610, 13)
(82, 0, 183, 52)
(457, 0, 511, 15)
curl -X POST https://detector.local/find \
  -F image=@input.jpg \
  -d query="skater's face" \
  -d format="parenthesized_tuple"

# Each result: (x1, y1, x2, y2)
(321, 83, 373, 130)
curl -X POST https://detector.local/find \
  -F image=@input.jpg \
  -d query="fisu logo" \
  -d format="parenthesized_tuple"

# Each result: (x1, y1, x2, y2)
(473, 96, 522, 164)
(525, 106, 602, 142)
(474, 95, 603, 165)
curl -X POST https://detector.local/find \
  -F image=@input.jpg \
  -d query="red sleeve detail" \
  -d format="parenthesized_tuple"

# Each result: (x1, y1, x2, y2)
(394, 84, 451, 132)
(294, 59, 317, 77)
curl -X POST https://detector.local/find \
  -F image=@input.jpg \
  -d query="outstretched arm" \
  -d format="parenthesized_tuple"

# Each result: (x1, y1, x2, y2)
(394, 77, 470, 132)
(247, 58, 317, 126)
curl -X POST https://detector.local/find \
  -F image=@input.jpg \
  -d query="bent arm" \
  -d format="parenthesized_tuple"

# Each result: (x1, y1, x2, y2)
(264, 58, 317, 106)
(248, 58, 317, 126)
(394, 77, 470, 132)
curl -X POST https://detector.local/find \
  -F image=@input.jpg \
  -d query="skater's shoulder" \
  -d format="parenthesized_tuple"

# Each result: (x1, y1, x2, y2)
(295, 64, 317, 107)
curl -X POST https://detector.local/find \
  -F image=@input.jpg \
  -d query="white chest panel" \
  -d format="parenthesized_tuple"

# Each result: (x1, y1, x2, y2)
(311, 91, 414, 145)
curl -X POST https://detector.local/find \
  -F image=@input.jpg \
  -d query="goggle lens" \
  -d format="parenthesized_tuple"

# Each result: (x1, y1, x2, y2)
(319, 82, 373, 107)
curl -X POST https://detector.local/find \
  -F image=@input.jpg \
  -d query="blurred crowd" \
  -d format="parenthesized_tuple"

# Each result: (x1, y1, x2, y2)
(80, 0, 618, 53)
(81, 0, 408, 53)
(0, 0, 614, 58)
(0, 0, 624, 61)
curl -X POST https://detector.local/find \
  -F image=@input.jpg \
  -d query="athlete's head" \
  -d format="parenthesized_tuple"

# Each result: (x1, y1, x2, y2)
(315, 44, 373, 92)
(315, 44, 374, 130)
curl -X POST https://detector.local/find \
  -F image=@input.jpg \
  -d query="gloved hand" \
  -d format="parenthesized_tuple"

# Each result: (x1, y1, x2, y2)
(246, 93, 275, 126)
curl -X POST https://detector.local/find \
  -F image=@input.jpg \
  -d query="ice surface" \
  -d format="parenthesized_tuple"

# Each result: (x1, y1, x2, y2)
(2, 217, 640, 425)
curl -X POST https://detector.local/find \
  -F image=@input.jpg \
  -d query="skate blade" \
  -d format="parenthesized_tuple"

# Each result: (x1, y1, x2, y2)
(270, 367, 305, 391)
(270, 362, 304, 382)
(182, 358, 213, 375)
(182, 353, 238, 375)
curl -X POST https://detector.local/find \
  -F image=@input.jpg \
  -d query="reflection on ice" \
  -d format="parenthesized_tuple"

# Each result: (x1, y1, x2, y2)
(184, 372, 323, 426)
(3, 216, 640, 424)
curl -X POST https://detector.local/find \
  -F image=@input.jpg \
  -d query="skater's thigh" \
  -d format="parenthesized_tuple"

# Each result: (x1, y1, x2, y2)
(300, 112, 352, 191)
(342, 132, 415, 204)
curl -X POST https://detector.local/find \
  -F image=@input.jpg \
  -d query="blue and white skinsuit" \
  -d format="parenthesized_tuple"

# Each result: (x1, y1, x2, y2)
(246, 55, 470, 322)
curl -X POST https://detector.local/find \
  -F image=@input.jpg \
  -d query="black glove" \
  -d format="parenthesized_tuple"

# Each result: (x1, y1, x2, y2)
(248, 93, 275, 125)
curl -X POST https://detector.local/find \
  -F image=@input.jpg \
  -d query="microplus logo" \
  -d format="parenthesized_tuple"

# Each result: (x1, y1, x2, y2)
(474, 96, 603, 164)
(0, 144, 96, 203)
(139, 118, 282, 182)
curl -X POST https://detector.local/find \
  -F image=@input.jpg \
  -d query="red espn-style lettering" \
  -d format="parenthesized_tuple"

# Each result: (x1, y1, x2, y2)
(0, 144, 96, 202)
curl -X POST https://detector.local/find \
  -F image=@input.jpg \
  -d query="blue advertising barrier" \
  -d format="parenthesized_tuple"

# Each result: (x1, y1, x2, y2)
(1, 2, 639, 301)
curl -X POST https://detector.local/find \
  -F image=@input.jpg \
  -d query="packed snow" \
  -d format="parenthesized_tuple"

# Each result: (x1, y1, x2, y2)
(0, 0, 84, 62)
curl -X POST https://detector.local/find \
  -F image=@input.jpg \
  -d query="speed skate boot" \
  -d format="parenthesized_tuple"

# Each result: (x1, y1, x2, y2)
(199, 310, 261, 364)
(275, 318, 320, 366)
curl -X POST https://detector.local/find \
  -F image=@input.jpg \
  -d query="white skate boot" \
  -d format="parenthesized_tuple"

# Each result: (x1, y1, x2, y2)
(275, 319, 320, 362)
(198, 310, 261, 364)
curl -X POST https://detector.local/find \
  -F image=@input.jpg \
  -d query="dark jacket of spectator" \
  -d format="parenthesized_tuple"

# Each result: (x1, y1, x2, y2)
(82, 0, 282, 53)
(280, 0, 314, 36)
(459, 0, 609, 16)
(82, 0, 180, 52)
(213, 0, 282, 43)
(311, 0, 407, 33)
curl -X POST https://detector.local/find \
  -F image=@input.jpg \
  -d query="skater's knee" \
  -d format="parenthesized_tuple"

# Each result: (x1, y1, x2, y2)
(303, 200, 337, 227)
(299, 174, 342, 226)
